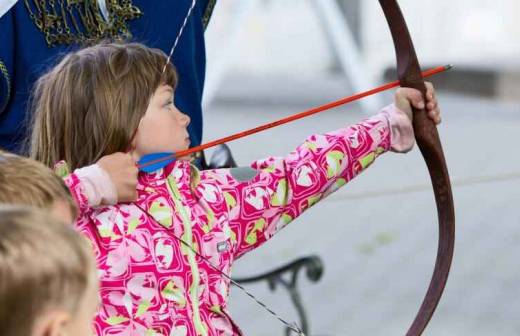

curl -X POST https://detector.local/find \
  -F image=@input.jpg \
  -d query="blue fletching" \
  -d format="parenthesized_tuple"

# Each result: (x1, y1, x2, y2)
(138, 152, 176, 173)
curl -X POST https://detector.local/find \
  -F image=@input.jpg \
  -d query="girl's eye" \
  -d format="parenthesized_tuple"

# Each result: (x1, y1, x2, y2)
(164, 100, 174, 108)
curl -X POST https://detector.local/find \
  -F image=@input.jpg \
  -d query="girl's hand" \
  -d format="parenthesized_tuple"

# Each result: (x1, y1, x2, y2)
(97, 152, 138, 203)
(394, 82, 442, 125)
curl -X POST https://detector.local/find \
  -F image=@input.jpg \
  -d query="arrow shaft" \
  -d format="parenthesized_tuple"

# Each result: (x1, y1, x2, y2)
(139, 65, 451, 170)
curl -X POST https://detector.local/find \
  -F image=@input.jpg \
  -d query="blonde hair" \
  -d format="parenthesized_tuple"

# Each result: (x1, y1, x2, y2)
(30, 42, 178, 170)
(0, 205, 96, 335)
(0, 150, 77, 218)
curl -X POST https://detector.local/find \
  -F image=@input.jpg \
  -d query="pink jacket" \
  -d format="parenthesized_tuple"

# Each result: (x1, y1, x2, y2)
(65, 106, 413, 336)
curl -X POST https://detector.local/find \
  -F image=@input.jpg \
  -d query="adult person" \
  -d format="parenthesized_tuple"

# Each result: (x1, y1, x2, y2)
(0, 0, 215, 156)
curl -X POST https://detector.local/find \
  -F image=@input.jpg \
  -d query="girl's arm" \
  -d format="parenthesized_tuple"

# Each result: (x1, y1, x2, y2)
(216, 104, 414, 259)
(61, 153, 137, 216)
(61, 163, 116, 215)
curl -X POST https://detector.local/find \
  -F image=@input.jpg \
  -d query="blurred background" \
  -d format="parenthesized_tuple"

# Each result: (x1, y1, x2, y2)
(202, 1, 520, 335)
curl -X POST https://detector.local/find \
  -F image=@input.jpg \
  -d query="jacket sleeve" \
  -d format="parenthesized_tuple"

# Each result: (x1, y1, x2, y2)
(63, 172, 91, 217)
(0, 9, 14, 116)
(62, 164, 118, 217)
(216, 110, 399, 259)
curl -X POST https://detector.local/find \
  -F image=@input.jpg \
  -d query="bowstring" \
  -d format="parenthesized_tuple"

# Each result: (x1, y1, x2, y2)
(131, 203, 305, 335)
(171, 229, 305, 336)
(157, 2, 304, 333)
(162, 0, 198, 74)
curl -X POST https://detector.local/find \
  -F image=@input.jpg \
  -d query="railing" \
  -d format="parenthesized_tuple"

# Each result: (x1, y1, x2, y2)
(234, 255, 324, 336)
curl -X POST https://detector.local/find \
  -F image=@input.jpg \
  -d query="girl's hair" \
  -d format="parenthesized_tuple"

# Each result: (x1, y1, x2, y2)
(30, 42, 178, 170)
(0, 150, 77, 218)
(0, 205, 96, 335)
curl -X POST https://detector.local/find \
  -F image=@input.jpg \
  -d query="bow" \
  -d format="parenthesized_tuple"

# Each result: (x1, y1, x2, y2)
(378, 1, 455, 335)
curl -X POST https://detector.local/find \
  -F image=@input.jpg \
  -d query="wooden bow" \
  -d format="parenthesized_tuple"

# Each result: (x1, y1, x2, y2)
(378, 1, 455, 335)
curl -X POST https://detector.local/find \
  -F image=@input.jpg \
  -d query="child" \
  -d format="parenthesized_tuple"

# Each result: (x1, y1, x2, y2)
(0, 147, 141, 223)
(0, 151, 108, 335)
(0, 148, 141, 227)
(30, 42, 441, 335)
(0, 205, 99, 336)
(0, 150, 78, 223)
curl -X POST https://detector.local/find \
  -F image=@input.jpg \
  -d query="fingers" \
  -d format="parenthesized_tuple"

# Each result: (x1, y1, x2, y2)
(120, 189, 139, 203)
(424, 82, 441, 124)
(428, 108, 441, 125)
(424, 82, 437, 110)
(120, 152, 136, 165)
(396, 88, 425, 110)
(97, 152, 139, 203)
(395, 84, 442, 125)
(124, 155, 139, 202)
(425, 82, 435, 101)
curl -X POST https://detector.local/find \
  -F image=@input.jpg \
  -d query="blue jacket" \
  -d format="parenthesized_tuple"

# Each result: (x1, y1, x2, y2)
(0, 0, 215, 152)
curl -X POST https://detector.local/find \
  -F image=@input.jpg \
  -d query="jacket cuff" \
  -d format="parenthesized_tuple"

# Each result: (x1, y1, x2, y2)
(74, 164, 117, 206)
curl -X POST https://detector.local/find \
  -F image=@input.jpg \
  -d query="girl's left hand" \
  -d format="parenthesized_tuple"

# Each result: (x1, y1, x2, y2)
(394, 82, 442, 125)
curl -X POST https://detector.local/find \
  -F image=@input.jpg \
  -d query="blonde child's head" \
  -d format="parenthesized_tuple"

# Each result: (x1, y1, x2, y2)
(0, 150, 77, 223)
(0, 205, 98, 336)
(30, 42, 192, 171)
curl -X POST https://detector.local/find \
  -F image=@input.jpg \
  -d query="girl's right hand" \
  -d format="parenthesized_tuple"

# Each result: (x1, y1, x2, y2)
(97, 152, 138, 203)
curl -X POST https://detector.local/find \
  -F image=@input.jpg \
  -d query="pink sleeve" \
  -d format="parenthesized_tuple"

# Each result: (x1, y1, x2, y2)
(63, 164, 117, 217)
(380, 104, 415, 153)
(73, 164, 117, 206)
(63, 173, 90, 216)
(216, 111, 396, 259)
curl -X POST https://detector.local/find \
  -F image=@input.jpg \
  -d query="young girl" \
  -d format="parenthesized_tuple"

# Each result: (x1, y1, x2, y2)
(30, 42, 441, 335)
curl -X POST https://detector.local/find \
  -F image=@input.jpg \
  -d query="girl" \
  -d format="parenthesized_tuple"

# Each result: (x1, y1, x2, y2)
(30, 42, 441, 335)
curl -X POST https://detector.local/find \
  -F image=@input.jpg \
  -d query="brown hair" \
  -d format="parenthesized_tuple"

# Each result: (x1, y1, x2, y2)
(30, 42, 178, 170)
(0, 150, 77, 218)
(0, 205, 96, 335)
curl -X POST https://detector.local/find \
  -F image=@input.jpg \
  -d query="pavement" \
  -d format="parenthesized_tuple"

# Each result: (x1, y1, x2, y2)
(201, 72, 520, 336)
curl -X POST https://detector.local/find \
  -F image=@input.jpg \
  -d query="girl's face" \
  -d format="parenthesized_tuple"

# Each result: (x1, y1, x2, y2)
(132, 84, 191, 160)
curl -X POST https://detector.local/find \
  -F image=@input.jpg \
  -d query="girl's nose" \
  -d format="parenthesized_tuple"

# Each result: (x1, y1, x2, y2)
(179, 112, 190, 126)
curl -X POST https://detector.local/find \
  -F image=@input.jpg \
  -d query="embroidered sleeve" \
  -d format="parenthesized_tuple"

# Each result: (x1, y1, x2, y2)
(202, 0, 217, 29)
(219, 111, 394, 259)
(0, 9, 13, 116)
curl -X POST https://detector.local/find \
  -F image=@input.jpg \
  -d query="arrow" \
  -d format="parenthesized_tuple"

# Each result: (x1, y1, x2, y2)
(138, 64, 452, 172)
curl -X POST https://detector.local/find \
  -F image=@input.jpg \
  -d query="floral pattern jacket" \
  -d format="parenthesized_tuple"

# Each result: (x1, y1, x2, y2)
(64, 106, 411, 336)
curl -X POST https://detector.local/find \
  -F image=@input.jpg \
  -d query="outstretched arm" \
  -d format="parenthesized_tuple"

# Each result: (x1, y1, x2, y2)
(212, 85, 441, 259)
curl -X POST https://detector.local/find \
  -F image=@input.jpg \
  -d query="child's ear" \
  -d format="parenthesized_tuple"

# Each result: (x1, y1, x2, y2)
(33, 310, 71, 336)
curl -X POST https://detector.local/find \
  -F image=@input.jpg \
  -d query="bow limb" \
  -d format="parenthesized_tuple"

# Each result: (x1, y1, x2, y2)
(378, 1, 455, 335)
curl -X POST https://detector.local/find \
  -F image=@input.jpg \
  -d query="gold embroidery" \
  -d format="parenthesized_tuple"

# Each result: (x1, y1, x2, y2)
(202, 0, 216, 30)
(23, 0, 143, 47)
(0, 60, 11, 116)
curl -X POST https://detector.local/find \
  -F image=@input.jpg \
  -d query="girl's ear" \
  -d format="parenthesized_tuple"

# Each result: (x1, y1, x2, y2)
(33, 310, 71, 336)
